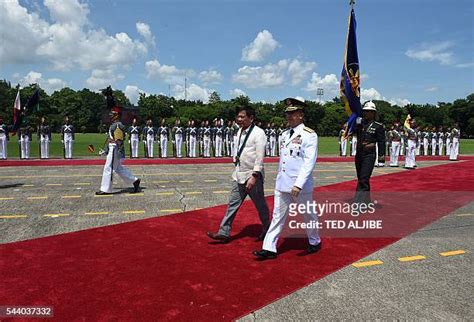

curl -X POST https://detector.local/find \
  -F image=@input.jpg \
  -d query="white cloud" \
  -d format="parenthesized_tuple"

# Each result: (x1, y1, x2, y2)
(304, 73, 339, 95)
(288, 60, 317, 86)
(145, 59, 194, 84)
(86, 68, 124, 90)
(136, 22, 156, 48)
(229, 88, 247, 97)
(388, 98, 411, 107)
(172, 83, 213, 103)
(19, 71, 67, 94)
(455, 62, 474, 68)
(233, 59, 315, 89)
(124, 85, 147, 105)
(360, 87, 383, 102)
(295, 96, 305, 102)
(425, 86, 439, 92)
(198, 69, 223, 85)
(242, 30, 279, 62)
(405, 41, 454, 65)
(0, 0, 148, 71)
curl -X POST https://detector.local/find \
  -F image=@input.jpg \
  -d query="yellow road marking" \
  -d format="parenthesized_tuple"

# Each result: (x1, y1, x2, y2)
(352, 260, 384, 268)
(343, 176, 354, 178)
(440, 250, 466, 257)
(0, 215, 28, 219)
(62, 195, 82, 199)
(213, 191, 228, 194)
(94, 194, 113, 198)
(204, 179, 217, 182)
(154, 181, 170, 184)
(74, 182, 91, 186)
(23, 184, 35, 187)
(160, 209, 182, 213)
(126, 193, 144, 197)
(325, 176, 337, 179)
(456, 213, 473, 217)
(179, 180, 194, 183)
(398, 255, 426, 262)
(46, 183, 62, 186)
(84, 212, 109, 216)
(44, 214, 70, 217)
(185, 191, 202, 195)
(0, 197, 14, 200)
(27, 196, 48, 200)
(122, 210, 146, 214)
(264, 189, 274, 192)
(156, 192, 174, 196)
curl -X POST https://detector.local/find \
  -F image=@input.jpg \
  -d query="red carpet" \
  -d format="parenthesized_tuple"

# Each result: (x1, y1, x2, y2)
(1, 161, 473, 320)
(1, 155, 471, 167)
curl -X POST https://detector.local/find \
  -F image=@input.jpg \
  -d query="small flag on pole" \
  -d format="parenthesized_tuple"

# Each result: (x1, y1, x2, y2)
(12, 89, 21, 135)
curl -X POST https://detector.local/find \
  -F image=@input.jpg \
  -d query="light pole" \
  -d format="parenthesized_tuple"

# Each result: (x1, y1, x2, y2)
(316, 88, 324, 103)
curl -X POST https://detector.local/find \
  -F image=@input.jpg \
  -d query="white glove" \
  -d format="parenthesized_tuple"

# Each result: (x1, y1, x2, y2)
(98, 149, 106, 156)
(356, 117, 363, 125)
(61, 140, 64, 143)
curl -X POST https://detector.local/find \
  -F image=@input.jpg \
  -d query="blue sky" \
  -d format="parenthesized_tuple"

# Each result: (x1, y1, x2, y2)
(1, 0, 473, 105)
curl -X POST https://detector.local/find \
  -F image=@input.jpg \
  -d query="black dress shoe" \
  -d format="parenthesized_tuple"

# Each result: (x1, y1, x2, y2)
(95, 191, 111, 195)
(306, 242, 322, 254)
(253, 249, 277, 260)
(133, 179, 141, 193)
(206, 232, 230, 243)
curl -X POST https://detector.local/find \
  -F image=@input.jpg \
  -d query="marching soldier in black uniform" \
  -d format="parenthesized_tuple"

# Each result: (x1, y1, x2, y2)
(354, 101, 385, 204)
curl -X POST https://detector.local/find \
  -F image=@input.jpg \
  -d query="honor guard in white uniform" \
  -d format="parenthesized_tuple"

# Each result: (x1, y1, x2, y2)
(96, 107, 140, 195)
(142, 119, 156, 158)
(128, 118, 140, 158)
(422, 128, 430, 156)
(404, 116, 417, 169)
(389, 124, 401, 166)
(202, 121, 211, 157)
(415, 128, 422, 156)
(197, 121, 205, 157)
(276, 125, 284, 156)
(254, 98, 321, 260)
(339, 125, 348, 156)
(61, 116, 75, 159)
(445, 130, 452, 156)
(0, 118, 9, 159)
(450, 124, 460, 160)
(430, 128, 437, 156)
(172, 119, 184, 158)
(268, 123, 277, 157)
(215, 120, 224, 157)
(187, 120, 198, 157)
(37, 117, 51, 159)
(224, 120, 233, 157)
(158, 119, 170, 158)
(437, 127, 445, 155)
(19, 125, 32, 159)
(264, 123, 271, 156)
(351, 133, 358, 156)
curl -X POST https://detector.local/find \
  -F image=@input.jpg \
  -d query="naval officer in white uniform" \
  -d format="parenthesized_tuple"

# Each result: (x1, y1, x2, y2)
(254, 98, 321, 260)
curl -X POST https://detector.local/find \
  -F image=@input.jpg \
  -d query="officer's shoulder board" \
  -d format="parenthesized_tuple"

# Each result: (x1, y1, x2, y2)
(303, 127, 315, 133)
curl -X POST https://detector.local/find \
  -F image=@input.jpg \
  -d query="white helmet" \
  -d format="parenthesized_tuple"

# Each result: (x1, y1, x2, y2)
(363, 101, 377, 111)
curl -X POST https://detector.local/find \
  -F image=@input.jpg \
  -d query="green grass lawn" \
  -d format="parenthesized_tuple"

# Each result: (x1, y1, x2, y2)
(3, 134, 473, 158)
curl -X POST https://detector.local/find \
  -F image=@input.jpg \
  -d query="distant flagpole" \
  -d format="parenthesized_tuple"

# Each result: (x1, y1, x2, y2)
(340, 0, 362, 137)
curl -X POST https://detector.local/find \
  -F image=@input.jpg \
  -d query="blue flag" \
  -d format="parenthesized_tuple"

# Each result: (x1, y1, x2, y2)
(340, 8, 361, 136)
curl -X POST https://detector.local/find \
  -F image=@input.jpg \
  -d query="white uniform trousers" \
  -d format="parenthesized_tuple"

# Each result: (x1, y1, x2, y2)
(405, 139, 416, 168)
(63, 133, 73, 159)
(450, 138, 459, 160)
(175, 134, 183, 157)
(20, 137, 30, 159)
(438, 140, 444, 156)
(270, 137, 276, 156)
(340, 139, 347, 156)
(351, 137, 357, 156)
(431, 139, 437, 156)
(423, 138, 429, 156)
(100, 144, 137, 193)
(40, 135, 49, 159)
(446, 138, 451, 156)
(203, 136, 211, 157)
(0, 135, 7, 159)
(400, 138, 405, 156)
(146, 135, 154, 158)
(215, 136, 223, 157)
(415, 141, 421, 156)
(130, 134, 139, 158)
(263, 190, 320, 253)
(189, 136, 197, 157)
(160, 135, 168, 158)
(390, 141, 401, 166)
